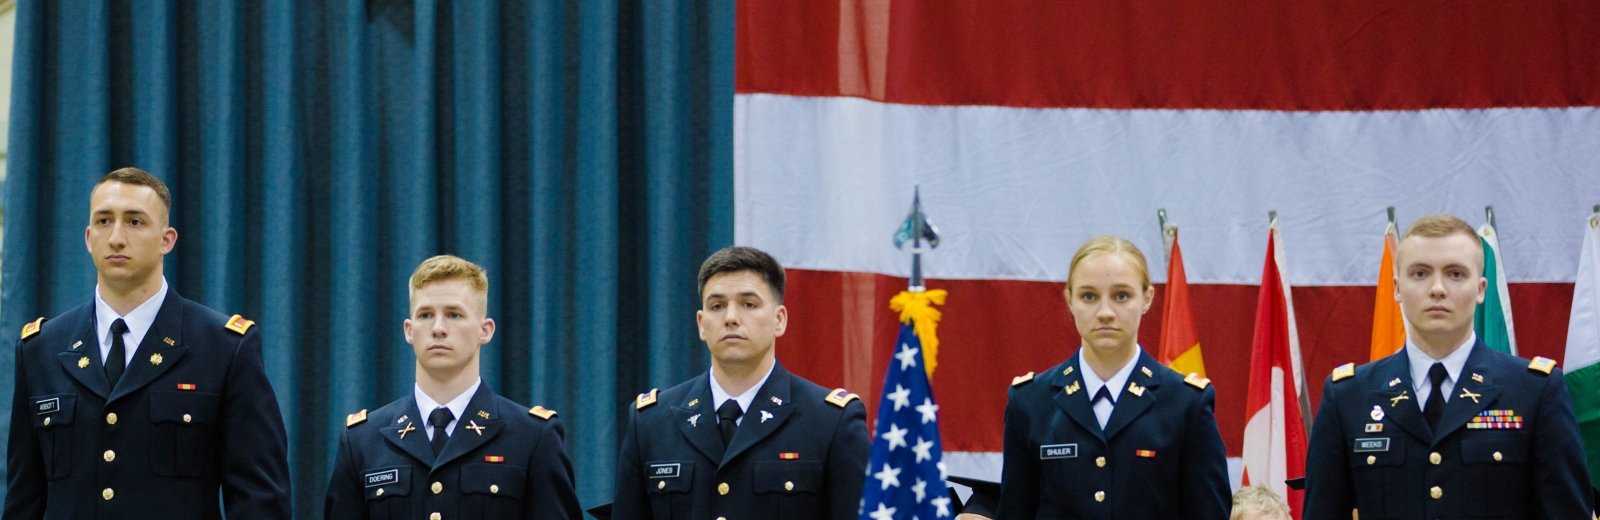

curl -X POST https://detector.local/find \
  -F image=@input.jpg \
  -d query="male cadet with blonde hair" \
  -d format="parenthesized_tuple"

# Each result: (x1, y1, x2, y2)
(1304, 213, 1594, 519)
(6, 167, 290, 519)
(612, 246, 870, 519)
(324, 255, 579, 519)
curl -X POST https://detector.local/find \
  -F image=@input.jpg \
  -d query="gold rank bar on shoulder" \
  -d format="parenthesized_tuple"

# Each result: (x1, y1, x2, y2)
(636, 389, 660, 410)
(825, 388, 859, 408)
(1184, 373, 1211, 389)
(529, 405, 557, 420)
(1331, 363, 1356, 382)
(225, 314, 256, 335)
(1528, 356, 1557, 375)
(346, 409, 368, 427)
(1012, 371, 1035, 387)
(21, 317, 46, 340)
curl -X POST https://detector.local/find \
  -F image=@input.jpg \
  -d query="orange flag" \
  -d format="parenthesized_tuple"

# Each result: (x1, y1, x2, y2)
(1369, 224, 1406, 361)
(1158, 227, 1207, 377)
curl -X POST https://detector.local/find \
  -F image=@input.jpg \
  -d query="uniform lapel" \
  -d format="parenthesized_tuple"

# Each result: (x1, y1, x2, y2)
(57, 306, 110, 400)
(1433, 342, 1501, 445)
(1051, 354, 1104, 443)
(1371, 353, 1431, 444)
(108, 289, 189, 405)
(434, 385, 504, 470)
(721, 364, 796, 467)
(382, 397, 437, 466)
(1102, 354, 1161, 440)
(674, 374, 723, 463)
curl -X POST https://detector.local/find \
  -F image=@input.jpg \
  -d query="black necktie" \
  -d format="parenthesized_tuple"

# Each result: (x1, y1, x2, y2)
(106, 318, 129, 386)
(428, 407, 454, 456)
(716, 400, 743, 448)
(1424, 363, 1448, 431)
(1092, 386, 1115, 406)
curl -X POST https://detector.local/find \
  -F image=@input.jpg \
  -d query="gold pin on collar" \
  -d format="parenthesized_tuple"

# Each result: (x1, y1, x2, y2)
(1388, 378, 1402, 387)
(397, 422, 417, 439)
(150, 353, 164, 366)
(465, 420, 487, 436)
(1065, 381, 1081, 395)
(687, 398, 700, 408)
(1389, 392, 1410, 407)
(1458, 388, 1481, 404)
(71, 340, 83, 350)
(397, 415, 409, 424)
(163, 337, 175, 346)
(78, 356, 90, 369)
(1063, 366, 1075, 376)
(477, 410, 490, 419)
(771, 396, 783, 406)
(1127, 382, 1146, 397)
(1471, 373, 1484, 383)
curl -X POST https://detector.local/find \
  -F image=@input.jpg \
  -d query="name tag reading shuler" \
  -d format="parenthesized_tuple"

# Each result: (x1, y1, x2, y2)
(1040, 443, 1078, 460)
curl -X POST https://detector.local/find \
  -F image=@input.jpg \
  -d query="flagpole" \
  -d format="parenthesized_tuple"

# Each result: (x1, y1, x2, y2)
(895, 186, 941, 292)
(1158, 208, 1175, 266)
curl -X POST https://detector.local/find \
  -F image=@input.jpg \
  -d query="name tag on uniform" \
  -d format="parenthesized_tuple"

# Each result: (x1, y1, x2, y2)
(364, 469, 400, 488)
(34, 397, 59, 415)
(649, 462, 681, 478)
(1040, 443, 1078, 460)
(1353, 438, 1390, 453)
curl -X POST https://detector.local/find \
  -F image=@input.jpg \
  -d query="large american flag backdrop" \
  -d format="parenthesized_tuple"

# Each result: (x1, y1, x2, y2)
(734, 1, 1600, 482)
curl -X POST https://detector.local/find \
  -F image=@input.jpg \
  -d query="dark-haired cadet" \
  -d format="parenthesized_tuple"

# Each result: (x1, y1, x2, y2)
(612, 246, 870, 519)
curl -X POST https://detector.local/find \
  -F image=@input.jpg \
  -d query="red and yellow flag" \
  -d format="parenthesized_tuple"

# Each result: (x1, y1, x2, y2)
(1369, 225, 1406, 361)
(1158, 228, 1206, 377)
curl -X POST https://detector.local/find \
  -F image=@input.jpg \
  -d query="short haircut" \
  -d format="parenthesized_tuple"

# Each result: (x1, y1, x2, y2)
(1066, 235, 1151, 290)
(1229, 485, 1290, 520)
(1400, 213, 1483, 270)
(697, 246, 786, 303)
(409, 255, 490, 310)
(95, 167, 173, 212)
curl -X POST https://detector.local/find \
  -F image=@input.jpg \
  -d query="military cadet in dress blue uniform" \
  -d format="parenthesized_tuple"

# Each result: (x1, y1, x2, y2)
(612, 246, 870, 520)
(325, 255, 579, 520)
(1305, 214, 1594, 520)
(5, 168, 290, 519)
(998, 235, 1230, 520)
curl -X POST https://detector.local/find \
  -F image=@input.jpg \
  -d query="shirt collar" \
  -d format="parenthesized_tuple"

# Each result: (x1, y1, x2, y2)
(414, 378, 482, 425)
(709, 362, 776, 414)
(1079, 345, 1143, 403)
(1405, 332, 1476, 390)
(94, 278, 169, 353)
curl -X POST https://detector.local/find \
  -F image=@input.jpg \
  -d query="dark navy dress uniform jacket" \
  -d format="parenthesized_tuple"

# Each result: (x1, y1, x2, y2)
(324, 384, 580, 520)
(1304, 341, 1594, 520)
(611, 363, 870, 520)
(997, 351, 1230, 520)
(5, 288, 291, 519)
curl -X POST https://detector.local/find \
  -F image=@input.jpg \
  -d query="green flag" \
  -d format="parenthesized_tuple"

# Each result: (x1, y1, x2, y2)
(1475, 223, 1517, 355)
(1564, 213, 1600, 488)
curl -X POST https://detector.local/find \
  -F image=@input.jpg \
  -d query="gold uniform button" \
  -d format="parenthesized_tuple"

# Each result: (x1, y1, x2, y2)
(1430, 486, 1443, 499)
(1094, 490, 1106, 502)
(718, 482, 730, 495)
(717, 517, 727, 520)
(42, 417, 51, 427)
(375, 488, 384, 497)
(1095, 456, 1107, 468)
(431, 482, 443, 494)
(106, 413, 118, 425)
(103, 450, 116, 462)
(1493, 451, 1503, 462)
(1429, 452, 1441, 465)
(657, 481, 666, 490)
(102, 488, 114, 501)
(490, 484, 500, 494)
(430, 513, 441, 520)
(182, 413, 192, 423)
(784, 481, 794, 491)
(1366, 455, 1376, 465)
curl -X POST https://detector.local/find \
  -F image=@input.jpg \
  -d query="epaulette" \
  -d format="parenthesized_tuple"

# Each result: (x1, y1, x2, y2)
(20, 317, 46, 340)
(225, 314, 255, 335)
(1011, 371, 1035, 387)
(529, 405, 557, 420)
(1528, 357, 1557, 375)
(825, 388, 860, 408)
(1331, 363, 1356, 382)
(345, 409, 368, 427)
(635, 389, 659, 410)
(1184, 373, 1211, 389)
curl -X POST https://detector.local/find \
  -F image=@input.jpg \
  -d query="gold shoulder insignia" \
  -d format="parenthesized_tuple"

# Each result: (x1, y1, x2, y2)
(1184, 373, 1211, 390)
(345, 409, 368, 427)
(1528, 357, 1557, 375)
(1011, 371, 1035, 387)
(825, 388, 860, 408)
(225, 314, 255, 335)
(529, 405, 557, 420)
(635, 389, 660, 410)
(20, 317, 46, 340)
(1331, 363, 1356, 382)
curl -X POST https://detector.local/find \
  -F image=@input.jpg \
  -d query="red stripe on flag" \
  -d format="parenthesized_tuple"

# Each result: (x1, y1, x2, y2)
(777, 269, 1575, 455)
(737, 1, 1600, 110)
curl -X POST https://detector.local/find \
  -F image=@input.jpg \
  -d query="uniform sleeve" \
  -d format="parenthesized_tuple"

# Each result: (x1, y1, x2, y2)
(1180, 385, 1231, 520)
(825, 398, 870, 520)
(323, 428, 367, 520)
(3, 339, 44, 520)
(219, 327, 292, 519)
(1303, 375, 1354, 520)
(526, 417, 581, 520)
(1529, 368, 1596, 519)
(996, 388, 1039, 520)
(611, 407, 650, 519)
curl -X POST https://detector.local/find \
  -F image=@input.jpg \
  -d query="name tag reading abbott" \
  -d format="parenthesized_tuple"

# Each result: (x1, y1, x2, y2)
(35, 397, 59, 414)
(1040, 443, 1078, 460)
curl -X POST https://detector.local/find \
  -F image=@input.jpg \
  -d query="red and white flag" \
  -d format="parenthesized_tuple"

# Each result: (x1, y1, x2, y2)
(1241, 222, 1308, 518)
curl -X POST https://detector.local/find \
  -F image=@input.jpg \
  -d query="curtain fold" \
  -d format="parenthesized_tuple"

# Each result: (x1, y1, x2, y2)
(1, 0, 733, 514)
